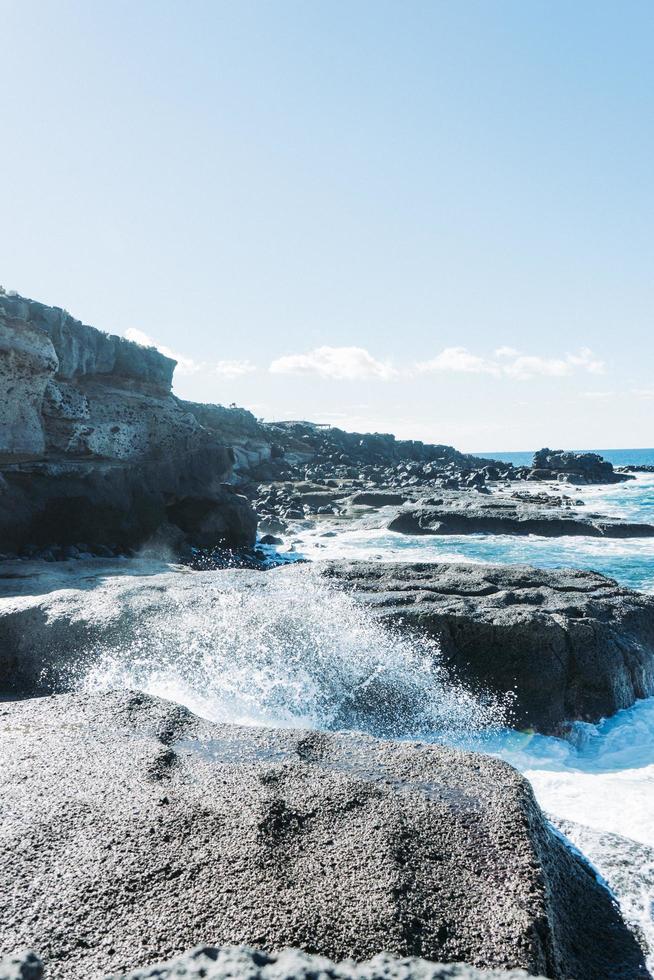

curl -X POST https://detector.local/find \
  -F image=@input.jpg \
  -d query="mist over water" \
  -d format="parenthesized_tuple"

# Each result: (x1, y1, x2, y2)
(80, 566, 509, 741)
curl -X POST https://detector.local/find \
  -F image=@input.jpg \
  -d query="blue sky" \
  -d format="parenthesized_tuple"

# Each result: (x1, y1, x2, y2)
(2, 0, 653, 450)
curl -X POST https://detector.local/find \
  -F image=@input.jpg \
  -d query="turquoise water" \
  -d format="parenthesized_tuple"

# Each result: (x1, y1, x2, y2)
(482, 447, 654, 468)
(297, 474, 654, 592)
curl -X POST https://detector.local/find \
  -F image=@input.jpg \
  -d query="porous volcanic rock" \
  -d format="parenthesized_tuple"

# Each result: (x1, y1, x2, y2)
(109, 945, 546, 979)
(387, 492, 654, 538)
(0, 293, 256, 552)
(319, 561, 654, 733)
(0, 691, 646, 979)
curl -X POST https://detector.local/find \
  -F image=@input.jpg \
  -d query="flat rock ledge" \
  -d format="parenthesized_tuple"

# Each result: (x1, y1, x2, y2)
(386, 493, 654, 538)
(0, 947, 546, 980)
(0, 692, 646, 980)
(319, 561, 654, 733)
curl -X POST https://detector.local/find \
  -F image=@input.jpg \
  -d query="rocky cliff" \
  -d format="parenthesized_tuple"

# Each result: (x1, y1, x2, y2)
(0, 293, 256, 555)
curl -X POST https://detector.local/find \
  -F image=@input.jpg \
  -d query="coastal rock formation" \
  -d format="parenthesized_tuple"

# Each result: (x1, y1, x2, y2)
(320, 562, 654, 733)
(241, 420, 518, 490)
(387, 492, 654, 538)
(0, 691, 646, 979)
(110, 945, 547, 979)
(0, 294, 256, 553)
(530, 448, 632, 484)
(2, 558, 653, 735)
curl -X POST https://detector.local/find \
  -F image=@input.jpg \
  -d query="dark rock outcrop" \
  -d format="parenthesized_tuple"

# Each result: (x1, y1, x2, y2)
(530, 449, 632, 484)
(347, 491, 409, 507)
(0, 691, 646, 979)
(387, 492, 654, 538)
(619, 464, 654, 474)
(109, 945, 546, 979)
(0, 294, 256, 553)
(320, 562, 654, 733)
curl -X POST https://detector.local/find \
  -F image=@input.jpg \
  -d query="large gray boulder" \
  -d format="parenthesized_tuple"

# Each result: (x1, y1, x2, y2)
(387, 492, 654, 538)
(320, 561, 654, 733)
(0, 691, 646, 980)
(0, 293, 256, 553)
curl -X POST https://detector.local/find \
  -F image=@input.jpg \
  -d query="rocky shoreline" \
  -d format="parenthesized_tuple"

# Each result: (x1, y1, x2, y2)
(4, 294, 652, 565)
(2, 293, 654, 979)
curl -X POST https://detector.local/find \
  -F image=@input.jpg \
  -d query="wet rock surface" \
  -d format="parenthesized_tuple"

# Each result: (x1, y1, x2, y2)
(0, 691, 646, 980)
(552, 818, 654, 964)
(320, 561, 654, 733)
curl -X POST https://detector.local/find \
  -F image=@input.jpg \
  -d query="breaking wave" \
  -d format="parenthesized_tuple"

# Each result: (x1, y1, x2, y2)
(78, 565, 509, 740)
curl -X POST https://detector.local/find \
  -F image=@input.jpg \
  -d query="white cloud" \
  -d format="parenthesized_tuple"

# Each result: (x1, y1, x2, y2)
(214, 360, 257, 378)
(125, 328, 258, 378)
(270, 346, 397, 381)
(417, 346, 605, 381)
(633, 388, 654, 400)
(566, 347, 605, 375)
(124, 327, 201, 376)
(502, 355, 572, 380)
(417, 347, 499, 375)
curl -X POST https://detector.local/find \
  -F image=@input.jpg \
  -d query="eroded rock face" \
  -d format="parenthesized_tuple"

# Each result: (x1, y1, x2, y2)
(320, 562, 654, 733)
(386, 492, 654, 538)
(0, 312, 58, 459)
(0, 294, 256, 552)
(0, 691, 646, 979)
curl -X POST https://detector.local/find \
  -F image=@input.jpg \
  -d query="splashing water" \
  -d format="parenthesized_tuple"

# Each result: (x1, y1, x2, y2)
(79, 565, 509, 740)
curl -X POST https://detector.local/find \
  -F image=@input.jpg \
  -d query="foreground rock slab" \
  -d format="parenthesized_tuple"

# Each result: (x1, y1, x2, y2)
(320, 561, 654, 733)
(0, 692, 646, 979)
(387, 492, 654, 538)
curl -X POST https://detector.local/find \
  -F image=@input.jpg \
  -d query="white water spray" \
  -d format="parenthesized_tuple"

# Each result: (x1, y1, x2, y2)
(78, 564, 509, 740)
